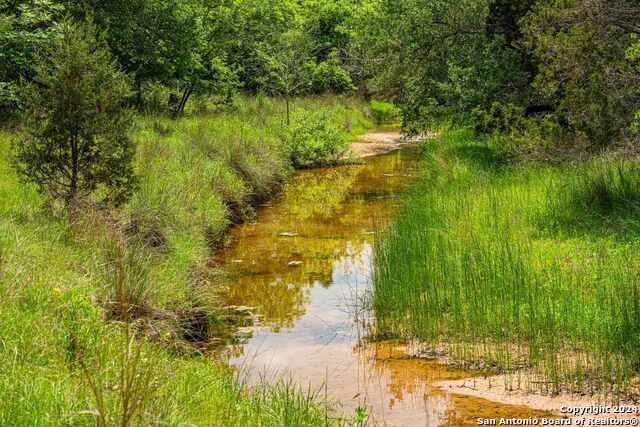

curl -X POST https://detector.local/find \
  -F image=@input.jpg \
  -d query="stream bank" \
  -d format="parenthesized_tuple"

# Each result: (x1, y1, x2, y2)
(214, 134, 571, 425)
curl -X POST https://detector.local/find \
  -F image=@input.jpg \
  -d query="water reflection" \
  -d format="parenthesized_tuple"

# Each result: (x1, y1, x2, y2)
(218, 149, 419, 330)
(215, 145, 553, 425)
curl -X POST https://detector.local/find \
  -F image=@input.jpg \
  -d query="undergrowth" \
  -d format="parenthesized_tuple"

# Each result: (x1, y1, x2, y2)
(0, 95, 372, 425)
(373, 128, 640, 399)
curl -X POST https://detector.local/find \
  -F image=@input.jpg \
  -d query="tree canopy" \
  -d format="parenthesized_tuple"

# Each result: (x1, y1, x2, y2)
(1, 0, 639, 150)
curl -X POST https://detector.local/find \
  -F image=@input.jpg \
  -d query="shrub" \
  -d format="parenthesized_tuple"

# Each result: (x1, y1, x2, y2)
(472, 102, 526, 136)
(12, 19, 136, 208)
(369, 100, 401, 125)
(308, 53, 355, 94)
(287, 109, 348, 168)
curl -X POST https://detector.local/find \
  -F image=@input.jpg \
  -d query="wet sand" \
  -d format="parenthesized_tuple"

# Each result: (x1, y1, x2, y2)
(349, 129, 421, 157)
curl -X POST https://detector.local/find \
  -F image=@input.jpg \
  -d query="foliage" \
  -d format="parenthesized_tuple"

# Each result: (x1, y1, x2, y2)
(347, 0, 534, 129)
(521, 0, 640, 147)
(287, 108, 349, 168)
(1, 0, 358, 115)
(308, 51, 355, 94)
(351, 406, 369, 426)
(64, 0, 203, 108)
(472, 102, 526, 135)
(258, 29, 314, 124)
(348, 0, 640, 151)
(12, 19, 135, 207)
(369, 99, 400, 125)
(3, 0, 638, 151)
(258, 26, 355, 124)
(628, 35, 640, 133)
(0, 0, 64, 121)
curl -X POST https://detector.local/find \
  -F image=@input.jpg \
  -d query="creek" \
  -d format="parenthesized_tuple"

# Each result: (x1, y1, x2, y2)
(215, 139, 551, 426)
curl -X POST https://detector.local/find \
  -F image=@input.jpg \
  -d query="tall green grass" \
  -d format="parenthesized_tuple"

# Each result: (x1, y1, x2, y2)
(373, 129, 640, 398)
(0, 95, 372, 425)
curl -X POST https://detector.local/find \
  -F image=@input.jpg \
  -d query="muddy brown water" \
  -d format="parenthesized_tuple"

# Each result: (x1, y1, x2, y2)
(215, 145, 554, 425)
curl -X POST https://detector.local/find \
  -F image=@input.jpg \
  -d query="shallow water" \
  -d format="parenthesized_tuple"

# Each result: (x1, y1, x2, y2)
(216, 146, 552, 425)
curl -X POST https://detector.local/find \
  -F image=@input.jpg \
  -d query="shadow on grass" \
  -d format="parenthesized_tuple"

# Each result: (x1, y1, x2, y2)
(537, 157, 640, 240)
(449, 144, 507, 171)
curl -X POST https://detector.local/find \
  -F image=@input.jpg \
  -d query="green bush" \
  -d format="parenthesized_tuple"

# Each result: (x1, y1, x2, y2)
(287, 108, 348, 168)
(369, 100, 401, 125)
(472, 102, 526, 135)
(308, 54, 355, 94)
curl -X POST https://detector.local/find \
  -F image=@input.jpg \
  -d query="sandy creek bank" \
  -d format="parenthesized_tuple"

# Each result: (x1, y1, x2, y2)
(348, 128, 422, 157)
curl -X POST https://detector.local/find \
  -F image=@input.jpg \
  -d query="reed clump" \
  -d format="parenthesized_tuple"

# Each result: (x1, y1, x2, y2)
(373, 128, 640, 398)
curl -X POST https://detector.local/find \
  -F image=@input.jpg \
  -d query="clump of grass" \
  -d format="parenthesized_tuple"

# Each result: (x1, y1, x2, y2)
(369, 100, 401, 126)
(373, 128, 640, 398)
(569, 155, 640, 214)
(102, 240, 154, 322)
(80, 323, 163, 427)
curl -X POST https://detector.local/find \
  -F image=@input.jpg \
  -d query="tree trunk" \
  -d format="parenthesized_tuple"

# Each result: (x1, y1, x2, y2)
(175, 82, 194, 117)
(68, 136, 79, 208)
(285, 96, 290, 126)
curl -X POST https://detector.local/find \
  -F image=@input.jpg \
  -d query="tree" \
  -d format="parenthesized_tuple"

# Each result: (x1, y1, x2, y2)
(259, 29, 313, 125)
(12, 19, 136, 208)
(63, 0, 202, 109)
(172, 0, 242, 116)
(347, 0, 541, 131)
(0, 0, 64, 121)
(521, 0, 640, 146)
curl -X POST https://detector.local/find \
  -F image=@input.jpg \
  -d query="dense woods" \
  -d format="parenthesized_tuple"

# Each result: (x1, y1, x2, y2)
(2, 0, 640, 425)
(3, 0, 639, 149)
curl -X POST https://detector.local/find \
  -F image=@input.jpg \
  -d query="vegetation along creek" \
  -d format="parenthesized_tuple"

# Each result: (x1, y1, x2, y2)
(214, 139, 557, 426)
(4, 0, 640, 425)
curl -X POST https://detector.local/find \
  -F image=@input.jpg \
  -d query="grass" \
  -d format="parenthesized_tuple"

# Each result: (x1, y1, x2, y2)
(373, 128, 640, 398)
(0, 95, 373, 425)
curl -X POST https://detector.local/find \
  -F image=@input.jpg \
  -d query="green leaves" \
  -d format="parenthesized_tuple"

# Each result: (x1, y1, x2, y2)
(287, 108, 348, 169)
(521, 0, 640, 146)
(0, 0, 64, 120)
(12, 18, 136, 208)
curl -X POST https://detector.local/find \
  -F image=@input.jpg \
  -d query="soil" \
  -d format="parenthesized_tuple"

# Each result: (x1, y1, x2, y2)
(349, 128, 422, 157)
(437, 373, 640, 420)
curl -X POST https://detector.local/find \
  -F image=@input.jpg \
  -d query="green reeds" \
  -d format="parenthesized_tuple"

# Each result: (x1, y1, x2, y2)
(373, 129, 640, 398)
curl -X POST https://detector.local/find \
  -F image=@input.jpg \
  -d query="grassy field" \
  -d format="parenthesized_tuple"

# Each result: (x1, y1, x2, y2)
(373, 129, 640, 398)
(0, 95, 373, 425)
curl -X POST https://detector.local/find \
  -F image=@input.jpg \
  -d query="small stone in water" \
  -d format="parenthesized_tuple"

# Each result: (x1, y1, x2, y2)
(288, 260, 303, 267)
(279, 232, 299, 237)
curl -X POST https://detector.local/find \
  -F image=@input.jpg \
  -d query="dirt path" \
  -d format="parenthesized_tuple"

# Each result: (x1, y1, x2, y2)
(349, 128, 421, 157)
